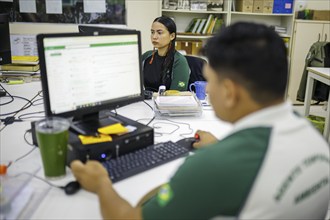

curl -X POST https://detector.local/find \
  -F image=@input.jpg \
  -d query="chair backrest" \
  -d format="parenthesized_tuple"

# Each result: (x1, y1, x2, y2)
(185, 55, 207, 90)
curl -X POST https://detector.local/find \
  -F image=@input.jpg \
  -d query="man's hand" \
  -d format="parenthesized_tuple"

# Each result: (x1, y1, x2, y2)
(193, 130, 218, 149)
(70, 160, 111, 194)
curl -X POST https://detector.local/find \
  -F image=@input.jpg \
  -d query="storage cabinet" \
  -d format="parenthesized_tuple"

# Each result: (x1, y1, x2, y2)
(287, 20, 330, 103)
(161, 0, 295, 55)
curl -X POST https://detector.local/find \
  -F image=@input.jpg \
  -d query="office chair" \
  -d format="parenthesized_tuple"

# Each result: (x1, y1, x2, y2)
(185, 55, 207, 90)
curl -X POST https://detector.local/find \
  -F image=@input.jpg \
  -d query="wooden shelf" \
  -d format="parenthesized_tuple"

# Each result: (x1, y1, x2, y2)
(176, 34, 212, 40)
(230, 11, 294, 16)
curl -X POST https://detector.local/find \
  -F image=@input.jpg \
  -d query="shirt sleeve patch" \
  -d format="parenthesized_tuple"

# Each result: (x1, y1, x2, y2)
(157, 183, 173, 207)
(178, 81, 186, 88)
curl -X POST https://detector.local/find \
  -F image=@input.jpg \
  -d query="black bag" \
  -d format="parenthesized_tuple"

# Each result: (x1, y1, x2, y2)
(296, 41, 330, 102)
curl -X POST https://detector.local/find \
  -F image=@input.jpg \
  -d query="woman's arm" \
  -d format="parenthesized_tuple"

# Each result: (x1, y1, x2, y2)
(170, 52, 190, 91)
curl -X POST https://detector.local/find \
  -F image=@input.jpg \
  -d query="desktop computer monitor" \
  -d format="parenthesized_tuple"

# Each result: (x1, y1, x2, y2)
(78, 25, 136, 35)
(0, 13, 12, 65)
(37, 31, 144, 135)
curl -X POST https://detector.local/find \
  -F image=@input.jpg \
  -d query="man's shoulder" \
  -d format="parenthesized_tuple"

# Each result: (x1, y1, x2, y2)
(212, 127, 273, 152)
(188, 127, 272, 170)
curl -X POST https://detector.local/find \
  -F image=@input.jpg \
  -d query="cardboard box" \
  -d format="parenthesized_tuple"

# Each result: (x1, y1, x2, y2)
(253, 0, 264, 13)
(263, 0, 273, 13)
(177, 40, 202, 55)
(175, 41, 182, 51)
(191, 41, 202, 55)
(236, 0, 253, 13)
(180, 41, 192, 55)
(312, 10, 330, 21)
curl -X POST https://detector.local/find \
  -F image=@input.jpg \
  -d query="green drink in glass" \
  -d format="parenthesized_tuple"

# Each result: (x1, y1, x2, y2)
(36, 117, 70, 179)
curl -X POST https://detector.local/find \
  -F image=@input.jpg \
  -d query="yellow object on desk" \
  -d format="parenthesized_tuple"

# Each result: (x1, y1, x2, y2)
(164, 90, 180, 95)
(78, 134, 112, 145)
(98, 123, 128, 135)
(7, 79, 24, 85)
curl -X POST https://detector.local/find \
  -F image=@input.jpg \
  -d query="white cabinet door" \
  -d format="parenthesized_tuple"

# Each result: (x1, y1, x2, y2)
(321, 23, 330, 41)
(287, 21, 324, 103)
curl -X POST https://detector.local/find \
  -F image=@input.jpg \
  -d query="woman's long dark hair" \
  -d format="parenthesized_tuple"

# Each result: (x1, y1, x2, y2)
(151, 16, 177, 85)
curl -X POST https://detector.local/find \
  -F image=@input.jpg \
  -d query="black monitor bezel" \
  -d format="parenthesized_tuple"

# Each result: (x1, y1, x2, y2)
(37, 31, 144, 119)
(78, 25, 137, 35)
(0, 13, 12, 65)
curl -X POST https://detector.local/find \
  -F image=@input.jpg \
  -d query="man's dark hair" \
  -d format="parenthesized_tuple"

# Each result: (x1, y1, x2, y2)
(203, 22, 288, 104)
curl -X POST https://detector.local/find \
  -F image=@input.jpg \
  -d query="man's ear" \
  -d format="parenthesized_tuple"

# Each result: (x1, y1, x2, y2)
(222, 79, 239, 109)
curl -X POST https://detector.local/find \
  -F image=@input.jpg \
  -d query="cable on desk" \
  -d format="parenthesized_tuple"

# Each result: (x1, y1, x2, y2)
(18, 111, 45, 120)
(152, 121, 180, 135)
(7, 146, 37, 168)
(11, 172, 63, 189)
(0, 91, 42, 132)
(0, 96, 33, 116)
(143, 100, 153, 111)
(31, 98, 44, 106)
(0, 83, 14, 105)
(24, 129, 35, 146)
(142, 100, 155, 126)
(136, 116, 155, 126)
(156, 118, 194, 138)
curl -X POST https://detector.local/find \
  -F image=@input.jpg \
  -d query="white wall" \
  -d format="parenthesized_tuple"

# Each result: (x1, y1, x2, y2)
(296, 0, 330, 10)
(8, 0, 161, 53)
(126, 0, 162, 52)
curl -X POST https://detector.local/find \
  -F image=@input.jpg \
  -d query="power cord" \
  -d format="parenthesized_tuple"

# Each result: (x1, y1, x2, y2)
(153, 118, 194, 138)
(7, 147, 37, 169)
(11, 172, 63, 189)
(18, 111, 45, 120)
(152, 122, 180, 136)
(10, 172, 81, 195)
(0, 91, 42, 132)
(31, 98, 44, 106)
(24, 129, 35, 146)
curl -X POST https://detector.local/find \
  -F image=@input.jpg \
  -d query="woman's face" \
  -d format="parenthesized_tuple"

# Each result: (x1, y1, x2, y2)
(150, 21, 175, 50)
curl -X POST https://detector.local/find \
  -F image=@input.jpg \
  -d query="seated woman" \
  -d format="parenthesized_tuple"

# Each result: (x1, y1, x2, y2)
(142, 16, 190, 92)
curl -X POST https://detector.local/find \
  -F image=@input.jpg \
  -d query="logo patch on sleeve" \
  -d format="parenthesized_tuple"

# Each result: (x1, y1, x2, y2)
(178, 81, 186, 88)
(157, 183, 173, 207)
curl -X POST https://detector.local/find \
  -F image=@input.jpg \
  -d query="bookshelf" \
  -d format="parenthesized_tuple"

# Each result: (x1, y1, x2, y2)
(161, 0, 296, 56)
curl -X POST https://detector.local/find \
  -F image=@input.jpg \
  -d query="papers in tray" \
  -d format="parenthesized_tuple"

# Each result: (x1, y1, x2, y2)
(153, 92, 202, 117)
(155, 95, 199, 107)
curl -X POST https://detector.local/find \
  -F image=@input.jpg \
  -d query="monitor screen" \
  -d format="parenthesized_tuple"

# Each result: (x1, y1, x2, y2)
(37, 31, 143, 134)
(0, 13, 11, 65)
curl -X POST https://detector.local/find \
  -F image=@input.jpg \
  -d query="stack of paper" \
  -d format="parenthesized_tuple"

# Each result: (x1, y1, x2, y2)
(0, 56, 40, 76)
(153, 93, 202, 117)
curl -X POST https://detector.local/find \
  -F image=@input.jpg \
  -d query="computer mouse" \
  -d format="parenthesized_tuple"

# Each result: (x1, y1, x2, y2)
(64, 181, 81, 195)
(176, 137, 197, 151)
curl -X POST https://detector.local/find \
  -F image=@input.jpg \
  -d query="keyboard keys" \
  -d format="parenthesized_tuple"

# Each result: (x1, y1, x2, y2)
(102, 141, 189, 183)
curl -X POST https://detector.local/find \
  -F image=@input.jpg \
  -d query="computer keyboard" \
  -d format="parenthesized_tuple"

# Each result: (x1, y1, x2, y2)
(102, 141, 189, 183)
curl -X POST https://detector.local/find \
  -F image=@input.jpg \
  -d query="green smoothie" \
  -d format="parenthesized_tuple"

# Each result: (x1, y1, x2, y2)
(36, 117, 70, 179)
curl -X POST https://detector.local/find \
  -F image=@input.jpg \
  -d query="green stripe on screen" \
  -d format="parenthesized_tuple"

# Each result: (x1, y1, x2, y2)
(44, 46, 65, 50)
(90, 41, 137, 47)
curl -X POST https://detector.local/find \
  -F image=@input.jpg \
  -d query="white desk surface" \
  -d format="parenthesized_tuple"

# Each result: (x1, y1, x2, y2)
(0, 81, 233, 219)
(306, 67, 330, 79)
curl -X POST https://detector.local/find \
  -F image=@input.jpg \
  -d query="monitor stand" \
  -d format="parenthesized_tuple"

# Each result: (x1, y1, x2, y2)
(70, 111, 122, 136)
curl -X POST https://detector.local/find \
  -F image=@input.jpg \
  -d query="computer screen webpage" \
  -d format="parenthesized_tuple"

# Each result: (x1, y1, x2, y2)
(43, 34, 141, 114)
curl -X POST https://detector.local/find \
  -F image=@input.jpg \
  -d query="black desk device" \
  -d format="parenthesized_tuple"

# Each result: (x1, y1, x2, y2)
(66, 112, 154, 164)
